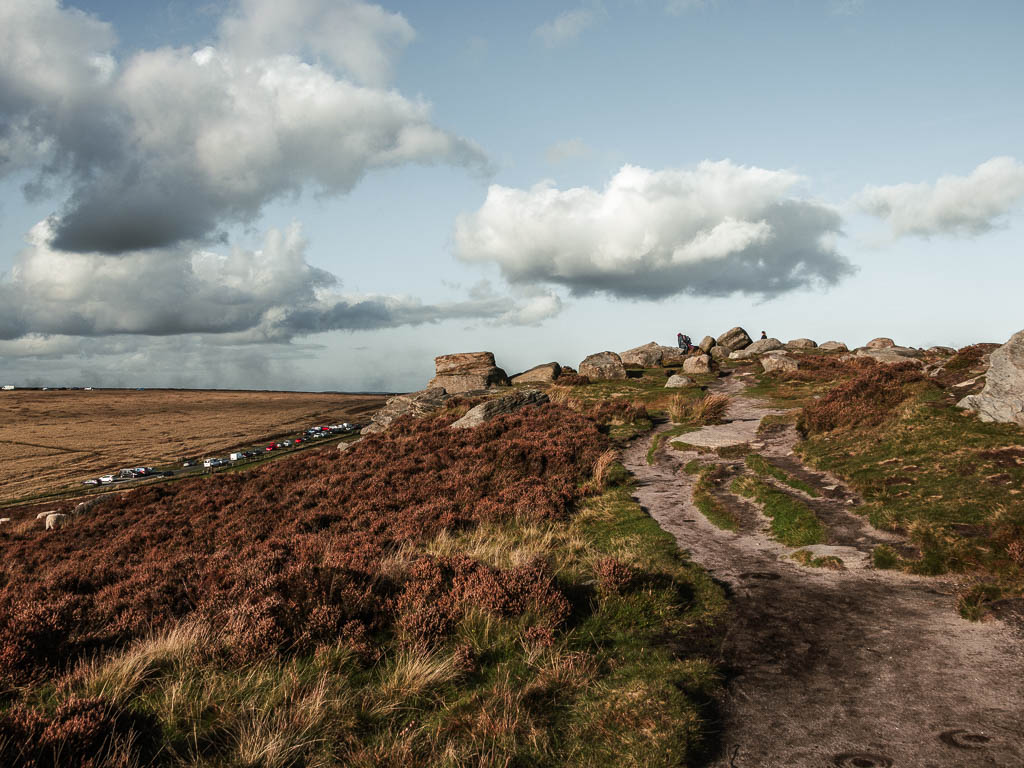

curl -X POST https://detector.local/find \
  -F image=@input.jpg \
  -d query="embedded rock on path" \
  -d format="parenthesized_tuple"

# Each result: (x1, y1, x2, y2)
(958, 329, 1024, 426)
(621, 373, 1024, 767)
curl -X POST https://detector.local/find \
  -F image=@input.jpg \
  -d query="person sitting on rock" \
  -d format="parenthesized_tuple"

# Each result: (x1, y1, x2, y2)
(760, 330, 768, 340)
(677, 332, 692, 352)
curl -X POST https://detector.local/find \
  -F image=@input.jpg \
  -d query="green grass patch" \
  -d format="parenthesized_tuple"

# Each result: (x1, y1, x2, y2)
(731, 475, 825, 547)
(745, 453, 820, 497)
(871, 544, 900, 570)
(692, 465, 738, 531)
(790, 549, 844, 570)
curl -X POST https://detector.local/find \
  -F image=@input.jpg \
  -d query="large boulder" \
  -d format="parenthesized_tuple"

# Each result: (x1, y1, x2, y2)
(729, 349, 754, 361)
(682, 354, 713, 375)
(709, 345, 731, 361)
(362, 387, 451, 435)
(818, 341, 848, 352)
(865, 337, 896, 349)
(429, 352, 508, 394)
(785, 338, 818, 350)
(761, 353, 798, 373)
(660, 347, 688, 366)
(698, 335, 716, 353)
(511, 362, 562, 384)
(450, 389, 549, 429)
(717, 327, 752, 351)
(621, 342, 665, 368)
(855, 347, 924, 365)
(746, 338, 784, 355)
(958, 330, 1024, 426)
(664, 374, 694, 388)
(580, 352, 627, 380)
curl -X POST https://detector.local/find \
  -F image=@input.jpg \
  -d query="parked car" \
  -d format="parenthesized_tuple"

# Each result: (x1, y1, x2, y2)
(293, 438, 303, 445)
(82, 478, 100, 486)
(266, 444, 276, 451)
(99, 475, 114, 484)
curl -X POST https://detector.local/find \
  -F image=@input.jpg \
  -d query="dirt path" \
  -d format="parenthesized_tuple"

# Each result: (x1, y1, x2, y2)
(622, 373, 1024, 768)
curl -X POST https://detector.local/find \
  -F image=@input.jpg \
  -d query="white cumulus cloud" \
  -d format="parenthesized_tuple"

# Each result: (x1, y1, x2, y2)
(534, 8, 597, 47)
(454, 161, 853, 299)
(857, 156, 1024, 238)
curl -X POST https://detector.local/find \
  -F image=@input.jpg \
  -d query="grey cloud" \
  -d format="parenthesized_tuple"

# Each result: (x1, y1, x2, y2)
(857, 156, 1024, 238)
(455, 161, 854, 300)
(1, 0, 490, 254)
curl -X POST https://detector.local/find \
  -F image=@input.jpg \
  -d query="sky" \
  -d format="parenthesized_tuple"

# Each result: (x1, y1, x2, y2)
(1, 0, 1023, 391)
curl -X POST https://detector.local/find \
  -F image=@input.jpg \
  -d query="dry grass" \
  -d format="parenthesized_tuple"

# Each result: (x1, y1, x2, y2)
(0, 389, 387, 502)
(670, 393, 730, 425)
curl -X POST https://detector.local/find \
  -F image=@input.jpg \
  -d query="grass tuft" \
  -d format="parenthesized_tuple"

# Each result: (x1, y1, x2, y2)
(731, 476, 825, 547)
(745, 454, 820, 497)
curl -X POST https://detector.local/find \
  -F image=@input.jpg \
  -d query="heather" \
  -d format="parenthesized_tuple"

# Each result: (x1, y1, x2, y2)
(0, 401, 727, 766)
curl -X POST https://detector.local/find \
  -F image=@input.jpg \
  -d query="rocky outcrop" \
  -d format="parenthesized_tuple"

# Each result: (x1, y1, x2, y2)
(710, 345, 731, 361)
(855, 347, 924, 365)
(729, 349, 755, 361)
(429, 352, 508, 394)
(958, 330, 1024, 426)
(761, 353, 798, 373)
(747, 338, 784, 355)
(698, 335, 716, 353)
(580, 352, 627, 380)
(621, 342, 665, 368)
(660, 347, 687, 366)
(865, 337, 896, 349)
(450, 389, 549, 429)
(927, 346, 956, 356)
(665, 374, 694, 388)
(362, 387, 451, 435)
(511, 362, 562, 384)
(785, 338, 818, 350)
(682, 354, 713, 374)
(717, 327, 752, 351)
(819, 341, 848, 352)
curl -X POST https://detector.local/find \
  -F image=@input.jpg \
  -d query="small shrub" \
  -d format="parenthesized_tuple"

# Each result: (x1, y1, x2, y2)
(593, 557, 636, 595)
(956, 583, 1002, 621)
(871, 545, 900, 570)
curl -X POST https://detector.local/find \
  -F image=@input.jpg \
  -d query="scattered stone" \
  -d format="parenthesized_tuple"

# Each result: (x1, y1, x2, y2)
(761, 353, 798, 373)
(362, 387, 451, 435)
(337, 439, 361, 452)
(865, 337, 896, 349)
(664, 374, 694, 388)
(429, 351, 509, 394)
(818, 341, 849, 352)
(44, 513, 68, 530)
(785, 338, 818, 350)
(511, 362, 562, 384)
(747, 338, 784, 354)
(717, 326, 752, 351)
(698, 335, 716, 353)
(958, 329, 1024, 426)
(710, 345, 731, 361)
(928, 346, 956, 355)
(579, 351, 627, 380)
(450, 389, 549, 429)
(682, 354, 714, 374)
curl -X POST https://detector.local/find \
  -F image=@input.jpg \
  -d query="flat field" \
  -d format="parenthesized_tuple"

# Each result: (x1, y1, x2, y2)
(0, 389, 388, 503)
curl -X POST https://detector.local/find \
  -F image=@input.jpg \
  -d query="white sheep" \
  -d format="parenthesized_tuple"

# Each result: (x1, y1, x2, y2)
(44, 513, 68, 530)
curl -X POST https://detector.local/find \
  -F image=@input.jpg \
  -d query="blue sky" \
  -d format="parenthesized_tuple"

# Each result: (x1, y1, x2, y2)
(1, 0, 1023, 390)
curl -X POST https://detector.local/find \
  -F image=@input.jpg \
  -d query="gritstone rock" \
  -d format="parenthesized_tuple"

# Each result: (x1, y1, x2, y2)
(785, 338, 818, 350)
(746, 338, 784, 355)
(511, 362, 562, 384)
(698, 335, 716, 353)
(865, 337, 896, 349)
(927, 346, 956, 355)
(855, 347, 924, 365)
(717, 327, 752, 351)
(958, 329, 1024, 426)
(710, 345, 731, 361)
(761, 353, 799, 373)
(659, 347, 687, 366)
(665, 374, 694, 388)
(621, 342, 665, 368)
(361, 387, 451, 435)
(450, 389, 550, 429)
(580, 351, 627, 380)
(682, 354, 713, 374)
(729, 349, 754, 360)
(429, 352, 509, 394)
(818, 341, 849, 352)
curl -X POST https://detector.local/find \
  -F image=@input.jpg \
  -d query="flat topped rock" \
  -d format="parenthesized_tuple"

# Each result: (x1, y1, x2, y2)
(580, 351, 627, 380)
(958, 329, 1024, 426)
(865, 337, 896, 349)
(434, 351, 499, 375)
(818, 341, 848, 352)
(785, 338, 817, 350)
(747, 338, 784, 354)
(430, 351, 508, 393)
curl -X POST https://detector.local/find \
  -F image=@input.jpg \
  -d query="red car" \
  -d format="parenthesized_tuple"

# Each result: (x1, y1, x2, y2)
(293, 438, 303, 445)
(266, 444, 276, 451)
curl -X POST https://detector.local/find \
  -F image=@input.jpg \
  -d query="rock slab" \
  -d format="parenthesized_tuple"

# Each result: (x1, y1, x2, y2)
(511, 362, 561, 384)
(746, 338, 784, 355)
(785, 338, 818, 350)
(958, 329, 1024, 426)
(450, 389, 549, 429)
(717, 326, 752, 351)
(818, 341, 848, 352)
(580, 351, 627, 380)
(429, 352, 509, 393)
(865, 337, 896, 349)
(855, 347, 923, 365)
(664, 374, 694, 388)
(362, 387, 451, 435)
(682, 354, 713, 374)
(761, 353, 799, 373)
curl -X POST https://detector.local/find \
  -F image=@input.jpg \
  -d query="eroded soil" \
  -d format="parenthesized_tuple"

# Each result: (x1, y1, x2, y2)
(623, 372, 1024, 768)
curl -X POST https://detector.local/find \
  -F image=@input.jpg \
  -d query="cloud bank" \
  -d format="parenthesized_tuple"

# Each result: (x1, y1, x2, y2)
(455, 161, 853, 299)
(857, 156, 1024, 238)
(0, 0, 489, 254)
